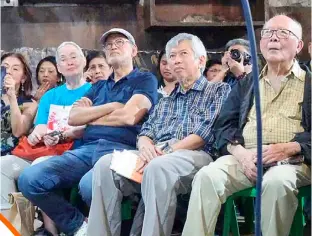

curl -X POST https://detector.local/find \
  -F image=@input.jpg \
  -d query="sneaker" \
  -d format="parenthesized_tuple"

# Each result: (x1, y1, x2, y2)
(74, 221, 88, 236)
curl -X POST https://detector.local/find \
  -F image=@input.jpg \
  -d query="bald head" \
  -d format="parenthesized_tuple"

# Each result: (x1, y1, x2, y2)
(264, 14, 302, 40)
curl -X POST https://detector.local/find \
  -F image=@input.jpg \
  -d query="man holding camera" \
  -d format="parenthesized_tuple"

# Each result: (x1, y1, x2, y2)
(182, 14, 311, 236)
(211, 38, 252, 88)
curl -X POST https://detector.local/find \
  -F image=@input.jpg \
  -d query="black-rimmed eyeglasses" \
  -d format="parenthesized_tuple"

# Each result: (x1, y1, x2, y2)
(102, 39, 130, 50)
(261, 29, 300, 40)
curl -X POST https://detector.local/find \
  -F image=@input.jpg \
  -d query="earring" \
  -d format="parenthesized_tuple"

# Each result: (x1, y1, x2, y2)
(21, 83, 25, 91)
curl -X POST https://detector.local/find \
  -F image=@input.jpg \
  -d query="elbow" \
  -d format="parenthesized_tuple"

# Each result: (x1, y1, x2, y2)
(68, 116, 79, 126)
(12, 129, 25, 138)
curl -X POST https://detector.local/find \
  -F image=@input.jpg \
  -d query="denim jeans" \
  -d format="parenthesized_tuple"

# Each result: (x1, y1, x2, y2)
(18, 139, 134, 235)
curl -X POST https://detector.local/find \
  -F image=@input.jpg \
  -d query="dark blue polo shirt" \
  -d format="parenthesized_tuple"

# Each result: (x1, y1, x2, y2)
(82, 68, 158, 146)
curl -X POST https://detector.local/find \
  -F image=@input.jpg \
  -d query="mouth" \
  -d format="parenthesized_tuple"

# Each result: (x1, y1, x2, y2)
(163, 72, 172, 76)
(174, 67, 184, 72)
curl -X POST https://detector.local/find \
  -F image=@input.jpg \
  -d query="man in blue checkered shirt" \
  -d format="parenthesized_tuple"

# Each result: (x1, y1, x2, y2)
(87, 33, 231, 236)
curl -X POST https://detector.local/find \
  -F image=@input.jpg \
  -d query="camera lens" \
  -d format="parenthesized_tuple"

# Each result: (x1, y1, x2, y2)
(230, 49, 242, 62)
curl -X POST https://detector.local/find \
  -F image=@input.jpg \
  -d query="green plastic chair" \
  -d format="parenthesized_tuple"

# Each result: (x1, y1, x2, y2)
(222, 185, 311, 236)
(70, 186, 133, 221)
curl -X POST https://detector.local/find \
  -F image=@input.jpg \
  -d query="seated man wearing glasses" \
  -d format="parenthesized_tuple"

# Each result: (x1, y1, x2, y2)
(182, 14, 311, 236)
(18, 28, 158, 236)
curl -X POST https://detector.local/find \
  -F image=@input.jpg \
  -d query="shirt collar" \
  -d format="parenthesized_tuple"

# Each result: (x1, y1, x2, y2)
(107, 67, 139, 82)
(172, 75, 207, 98)
(260, 60, 304, 82)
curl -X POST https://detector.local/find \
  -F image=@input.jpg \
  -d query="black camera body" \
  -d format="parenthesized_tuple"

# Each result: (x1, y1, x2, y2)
(230, 49, 251, 66)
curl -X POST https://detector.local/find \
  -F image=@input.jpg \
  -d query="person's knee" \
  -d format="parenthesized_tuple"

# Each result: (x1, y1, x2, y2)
(262, 168, 292, 194)
(18, 167, 41, 199)
(79, 174, 92, 207)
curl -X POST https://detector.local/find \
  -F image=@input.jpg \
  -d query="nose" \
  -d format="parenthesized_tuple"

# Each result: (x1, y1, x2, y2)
(6, 67, 13, 75)
(173, 55, 182, 65)
(269, 31, 279, 42)
(43, 71, 49, 77)
(95, 66, 101, 74)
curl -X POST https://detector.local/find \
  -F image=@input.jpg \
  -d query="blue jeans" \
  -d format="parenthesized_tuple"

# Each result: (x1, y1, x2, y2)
(18, 139, 134, 235)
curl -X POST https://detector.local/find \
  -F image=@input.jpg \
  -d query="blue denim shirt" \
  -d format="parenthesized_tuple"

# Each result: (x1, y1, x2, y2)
(139, 76, 231, 154)
(83, 68, 158, 147)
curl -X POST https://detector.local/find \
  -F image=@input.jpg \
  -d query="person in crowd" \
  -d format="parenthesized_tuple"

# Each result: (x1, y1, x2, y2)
(203, 59, 222, 81)
(83, 50, 112, 84)
(18, 28, 158, 236)
(212, 38, 252, 88)
(0, 53, 38, 209)
(86, 33, 231, 236)
(306, 42, 311, 71)
(157, 50, 177, 97)
(33, 56, 63, 101)
(182, 14, 311, 236)
(1, 42, 91, 236)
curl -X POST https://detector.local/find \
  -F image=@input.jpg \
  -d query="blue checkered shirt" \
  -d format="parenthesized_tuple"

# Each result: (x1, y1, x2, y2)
(139, 76, 231, 154)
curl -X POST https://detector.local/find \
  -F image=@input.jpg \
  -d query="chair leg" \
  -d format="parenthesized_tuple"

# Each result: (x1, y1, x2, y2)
(231, 203, 240, 236)
(223, 198, 233, 236)
(290, 197, 304, 236)
(243, 198, 254, 234)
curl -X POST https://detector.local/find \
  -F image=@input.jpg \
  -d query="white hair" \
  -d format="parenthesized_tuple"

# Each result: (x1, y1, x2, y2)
(165, 33, 207, 73)
(264, 13, 303, 40)
(55, 41, 85, 64)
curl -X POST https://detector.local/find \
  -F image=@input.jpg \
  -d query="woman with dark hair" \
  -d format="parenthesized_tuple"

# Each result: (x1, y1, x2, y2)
(33, 56, 62, 101)
(157, 50, 177, 97)
(203, 59, 222, 81)
(1, 52, 38, 156)
(83, 50, 112, 84)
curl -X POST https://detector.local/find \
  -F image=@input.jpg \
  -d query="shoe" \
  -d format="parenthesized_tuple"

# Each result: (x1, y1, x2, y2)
(74, 221, 88, 236)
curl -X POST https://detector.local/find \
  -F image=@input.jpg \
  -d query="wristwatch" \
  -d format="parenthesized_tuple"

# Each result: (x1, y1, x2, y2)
(163, 145, 174, 155)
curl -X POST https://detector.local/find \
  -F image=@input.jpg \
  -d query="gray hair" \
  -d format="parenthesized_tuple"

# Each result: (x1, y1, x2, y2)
(165, 33, 207, 73)
(225, 38, 250, 54)
(263, 13, 303, 40)
(55, 41, 85, 64)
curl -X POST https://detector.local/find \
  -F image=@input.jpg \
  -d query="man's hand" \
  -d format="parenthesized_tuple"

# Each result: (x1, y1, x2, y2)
(43, 134, 60, 147)
(222, 51, 245, 78)
(73, 97, 93, 108)
(136, 137, 163, 173)
(261, 144, 288, 164)
(229, 144, 257, 182)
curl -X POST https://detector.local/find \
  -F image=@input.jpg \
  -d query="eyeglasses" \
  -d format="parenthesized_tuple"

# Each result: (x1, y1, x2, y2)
(261, 29, 300, 40)
(208, 69, 221, 73)
(103, 39, 130, 50)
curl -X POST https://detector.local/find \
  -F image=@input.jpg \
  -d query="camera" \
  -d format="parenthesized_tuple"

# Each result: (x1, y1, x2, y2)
(230, 49, 251, 66)
(1, 66, 6, 94)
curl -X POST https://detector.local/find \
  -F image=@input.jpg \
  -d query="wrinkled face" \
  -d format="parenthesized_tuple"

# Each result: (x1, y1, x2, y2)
(103, 33, 137, 66)
(168, 40, 204, 81)
(205, 63, 222, 81)
(38, 61, 59, 87)
(57, 44, 86, 77)
(88, 57, 112, 82)
(159, 54, 176, 83)
(260, 15, 303, 64)
(1, 56, 25, 85)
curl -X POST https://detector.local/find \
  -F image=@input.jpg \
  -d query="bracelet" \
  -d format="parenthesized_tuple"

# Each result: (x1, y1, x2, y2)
(58, 132, 66, 143)
(236, 72, 247, 80)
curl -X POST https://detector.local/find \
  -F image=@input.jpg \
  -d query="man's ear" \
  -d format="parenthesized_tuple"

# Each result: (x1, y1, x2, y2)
(131, 45, 138, 58)
(198, 55, 207, 70)
(57, 63, 62, 74)
(296, 40, 304, 55)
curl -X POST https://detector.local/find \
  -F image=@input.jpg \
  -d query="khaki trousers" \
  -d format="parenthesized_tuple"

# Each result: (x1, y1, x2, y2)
(182, 155, 311, 236)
